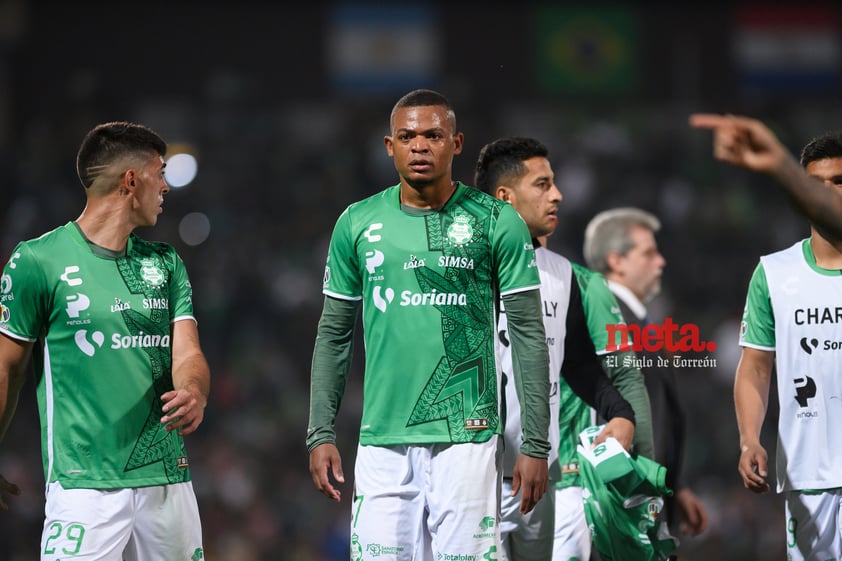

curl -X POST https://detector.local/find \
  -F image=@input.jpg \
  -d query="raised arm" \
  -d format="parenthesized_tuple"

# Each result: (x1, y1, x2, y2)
(690, 113, 842, 239)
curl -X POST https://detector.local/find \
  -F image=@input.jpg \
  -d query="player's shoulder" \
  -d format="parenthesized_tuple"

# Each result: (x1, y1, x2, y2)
(346, 185, 398, 211)
(570, 260, 607, 286)
(760, 238, 807, 267)
(13, 222, 77, 255)
(129, 234, 181, 266)
(462, 184, 513, 217)
(536, 245, 571, 268)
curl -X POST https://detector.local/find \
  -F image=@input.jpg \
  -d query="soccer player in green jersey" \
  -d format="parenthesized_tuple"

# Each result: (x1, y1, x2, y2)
(307, 89, 552, 561)
(691, 113, 842, 241)
(0, 122, 210, 560)
(476, 136, 650, 561)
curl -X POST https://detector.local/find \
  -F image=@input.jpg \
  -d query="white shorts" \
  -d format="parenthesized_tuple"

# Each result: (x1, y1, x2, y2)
(784, 488, 842, 561)
(41, 481, 202, 561)
(553, 485, 590, 561)
(353, 438, 501, 561)
(499, 477, 556, 561)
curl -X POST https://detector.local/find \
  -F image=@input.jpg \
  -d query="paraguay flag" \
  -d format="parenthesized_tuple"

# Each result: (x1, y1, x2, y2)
(734, 4, 841, 96)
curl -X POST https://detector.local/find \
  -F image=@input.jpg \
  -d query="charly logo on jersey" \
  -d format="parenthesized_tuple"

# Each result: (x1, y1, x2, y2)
(60, 265, 83, 287)
(363, 223, 383, 243)
(446, 215, 474, 246)
(139, 258, 166, 287)
(74, 329, 105, 357)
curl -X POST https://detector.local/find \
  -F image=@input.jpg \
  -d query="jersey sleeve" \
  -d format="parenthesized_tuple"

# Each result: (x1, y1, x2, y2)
(573, 264, 626, 356)
(322, 207, 362, 301)
(739, 262, 775, 350)
(168, 250, 195, 322)
(492, 204, 540, 296)
(572, 264, 654, 457)
(0, 242, 49, 342)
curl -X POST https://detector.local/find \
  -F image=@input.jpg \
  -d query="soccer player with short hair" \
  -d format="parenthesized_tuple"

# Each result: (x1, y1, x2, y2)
(0, 121, 210, 560)
(734, 131, 842, 560)
(475, 136, 649, 561)
(307, 89, 552, 561)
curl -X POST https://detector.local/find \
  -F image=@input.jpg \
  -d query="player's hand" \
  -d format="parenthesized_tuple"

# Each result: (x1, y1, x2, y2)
(511, 453, 548, 515)
(309, 443, 344, 502)
(160, 385, 207, 436)
(675, 487, 708, 536)
(592, 417, 634, 451)
(689, 113, 790, 175)
(0, 473, 20, 511)
(738, 442, 770, 493)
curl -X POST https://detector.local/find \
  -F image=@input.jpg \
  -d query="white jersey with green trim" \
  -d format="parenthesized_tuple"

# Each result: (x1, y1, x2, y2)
(499, 246, 571, 479)
(740, 238, 842, 492)
(0, 222, 195, 489)
(322, 182, 540, 446)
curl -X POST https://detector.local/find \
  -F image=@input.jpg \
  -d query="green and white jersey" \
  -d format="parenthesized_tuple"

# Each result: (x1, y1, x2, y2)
(499, 246, 572, 480)
(322, 183, 540, 445)
(0, 222, 195, 489)
(557, 263, 628, 488)
(577, 425, 677, 561)
(740, 238, 842, 492)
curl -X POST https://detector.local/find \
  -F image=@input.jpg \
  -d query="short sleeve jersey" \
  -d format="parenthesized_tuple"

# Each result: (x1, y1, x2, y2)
(740, 238, 842, 492)
(322, 183, 540, 445)
(557, 263, 628, 488)
(0, 222, 195, 489)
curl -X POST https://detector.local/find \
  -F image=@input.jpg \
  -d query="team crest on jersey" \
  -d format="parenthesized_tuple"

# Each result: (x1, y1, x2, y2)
(138, 258, 166, 287)
(446, 215, 474, 246)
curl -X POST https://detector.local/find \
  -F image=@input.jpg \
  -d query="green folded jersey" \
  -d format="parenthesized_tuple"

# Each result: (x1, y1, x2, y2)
(577, 425, 679, 561)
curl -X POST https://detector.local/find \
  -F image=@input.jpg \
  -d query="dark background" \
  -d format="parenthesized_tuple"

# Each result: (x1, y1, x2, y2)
(2, 1, 836, 559)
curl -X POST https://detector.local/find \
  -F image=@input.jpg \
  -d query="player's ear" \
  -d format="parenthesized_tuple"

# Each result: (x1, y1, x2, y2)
(495, 186, 514, 204)
(120, 169, 137, 195)
(605, 251, 624, 272)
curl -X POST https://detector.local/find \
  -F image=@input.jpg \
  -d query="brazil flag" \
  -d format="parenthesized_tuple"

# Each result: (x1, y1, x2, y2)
(535, 6, 638, 94)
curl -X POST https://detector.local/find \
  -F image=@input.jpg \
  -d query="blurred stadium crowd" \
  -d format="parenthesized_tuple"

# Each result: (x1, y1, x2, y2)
(3, 1, 842, 559)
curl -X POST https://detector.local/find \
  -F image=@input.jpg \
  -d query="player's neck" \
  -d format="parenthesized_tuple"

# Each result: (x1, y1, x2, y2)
(399, 180, 456, 209)
(75, 201, 134, 251)
(810, 230, 842, 269)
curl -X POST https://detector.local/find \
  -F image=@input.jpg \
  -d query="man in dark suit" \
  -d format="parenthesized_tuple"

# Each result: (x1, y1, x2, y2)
(583, 207, 708, 542)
